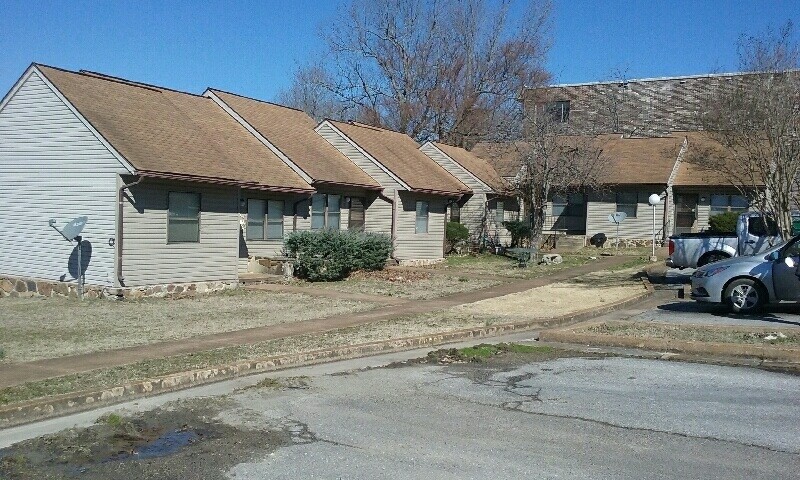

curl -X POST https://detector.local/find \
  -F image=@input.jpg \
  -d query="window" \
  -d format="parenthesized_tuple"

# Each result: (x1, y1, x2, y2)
(450, 203, 461, 223)
(537, 100, 570, 123)
(247, 199, 265, 240)
(748, 216, 779, 237)
(311, 194, 341, 230)
(168, 192, 200, 243)
(495, 201, 505, 225)
(615, 192, 638, 218)
(349, 197, 366, 231)
(247, 199, 285, 240)
(415, 201, 429, 234)
(710, 194, 748, 217)
(552, 195, 568, 217)
(266, 200, 285, 239)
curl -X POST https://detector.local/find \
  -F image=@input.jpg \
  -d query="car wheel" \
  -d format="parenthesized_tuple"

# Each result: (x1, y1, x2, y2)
(698, 252, 730, 267)
(723, 278, 765, 314)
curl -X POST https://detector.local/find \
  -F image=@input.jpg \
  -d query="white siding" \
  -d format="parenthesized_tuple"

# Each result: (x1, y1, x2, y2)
(586, 190, 667, 240)
(394, 192, 446, 261)
(365, 192, 394, 236)
(0, 71, 129, 287)
(453, 193, 488, 242)
(122, 181, 239, 286)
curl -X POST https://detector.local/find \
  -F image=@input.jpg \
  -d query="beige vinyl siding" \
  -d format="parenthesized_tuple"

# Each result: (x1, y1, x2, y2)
(394, 192, 446, 261)
(585, 190, 667, 240)
(486, 198, 519, 245)
(453, 193, 488, 242)
(420, 143, 488, 193)
(696, 196, 712, 232)
(365, 192, 394, 235)
(122, 181, 239, 286)
(316, 123, 403, 190)
(0, 71, 129, 287)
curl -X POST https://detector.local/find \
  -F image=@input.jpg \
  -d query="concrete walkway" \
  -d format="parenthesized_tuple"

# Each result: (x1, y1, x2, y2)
(0, 255, 636, 388)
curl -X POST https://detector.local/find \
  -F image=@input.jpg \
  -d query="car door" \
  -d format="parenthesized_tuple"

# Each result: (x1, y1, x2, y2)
(740, 215, 780, 257)
(772, 237, 800, 301)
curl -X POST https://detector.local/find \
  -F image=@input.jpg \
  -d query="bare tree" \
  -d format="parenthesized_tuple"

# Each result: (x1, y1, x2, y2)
(276, 65, 348, 121)
(688, 21, 800, 237)
(278, 0, 550, 144)
(482, 106, 608, 248)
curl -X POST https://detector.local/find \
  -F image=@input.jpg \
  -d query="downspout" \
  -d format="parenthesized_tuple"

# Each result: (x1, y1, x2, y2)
(378, 191, 398, 261)
(117, 175, 143, 287)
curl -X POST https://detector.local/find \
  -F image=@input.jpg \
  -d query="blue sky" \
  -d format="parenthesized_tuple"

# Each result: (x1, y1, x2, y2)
(1, 0, 798, 101)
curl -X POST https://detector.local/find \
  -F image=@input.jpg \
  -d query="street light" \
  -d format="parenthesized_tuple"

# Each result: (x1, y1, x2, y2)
(648, 193, 661, 262)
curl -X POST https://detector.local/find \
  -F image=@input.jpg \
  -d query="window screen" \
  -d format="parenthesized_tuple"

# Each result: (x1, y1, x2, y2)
(247, 199, 265, 240)
(266, 200, 284, 239)
(615, 192, 638, 218)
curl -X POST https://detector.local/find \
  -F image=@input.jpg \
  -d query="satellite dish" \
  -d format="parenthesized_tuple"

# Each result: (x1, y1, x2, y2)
(61, 216, 88, 241)
(608, 212, 627, 224)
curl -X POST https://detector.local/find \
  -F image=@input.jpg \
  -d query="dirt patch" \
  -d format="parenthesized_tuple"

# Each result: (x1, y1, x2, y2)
(0, 290, 375, 364)
(456, 267, 645, 319)
(0, 398, 290, 480)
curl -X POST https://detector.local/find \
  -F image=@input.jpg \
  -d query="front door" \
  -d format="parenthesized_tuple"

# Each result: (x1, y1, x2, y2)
(674, 194, 698, 235)
(773, 237, 800, 301)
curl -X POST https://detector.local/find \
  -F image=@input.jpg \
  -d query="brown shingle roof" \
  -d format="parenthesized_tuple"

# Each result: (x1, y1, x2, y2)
(207, 90, 380, 190)
(472, 134, 685, 185)
(595, 134, 684, 185)
(431, 142, 507, 192)
(673, 132, 758, 187)
(37, 65, 312, 192)
(328, 121, 470, 196)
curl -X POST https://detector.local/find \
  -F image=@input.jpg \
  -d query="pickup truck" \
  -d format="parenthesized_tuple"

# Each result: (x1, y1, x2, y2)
(666, 212, 782, 269)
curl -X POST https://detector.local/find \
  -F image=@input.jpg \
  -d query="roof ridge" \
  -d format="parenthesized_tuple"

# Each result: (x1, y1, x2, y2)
(535, 68, 800, 89)
(208, 88, 307, 113)
(77, 70, 207, 98)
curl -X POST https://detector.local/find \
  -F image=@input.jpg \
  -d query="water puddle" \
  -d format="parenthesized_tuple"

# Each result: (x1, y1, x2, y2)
(106, 428, 203, 462)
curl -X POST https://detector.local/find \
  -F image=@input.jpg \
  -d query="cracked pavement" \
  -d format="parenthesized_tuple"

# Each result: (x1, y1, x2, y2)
(2, 353, 799, 479)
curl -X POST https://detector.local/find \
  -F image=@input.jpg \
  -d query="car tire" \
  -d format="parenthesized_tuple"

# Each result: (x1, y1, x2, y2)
(698, 252, 730, 267)
(723, 278, 765, 314)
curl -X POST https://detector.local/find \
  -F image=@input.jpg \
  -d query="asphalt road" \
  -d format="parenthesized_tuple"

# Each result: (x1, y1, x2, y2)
(3, 346, 798, 479)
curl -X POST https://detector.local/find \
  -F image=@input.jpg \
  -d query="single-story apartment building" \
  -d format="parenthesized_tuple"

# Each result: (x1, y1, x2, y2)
(202, 89, 384, 274)
(315, 121, 470, 264)
(470, 133, 755, 246)
(0, 64, 470, 297)
(0, 64, 317, 296)
(419, 141, 517, 246)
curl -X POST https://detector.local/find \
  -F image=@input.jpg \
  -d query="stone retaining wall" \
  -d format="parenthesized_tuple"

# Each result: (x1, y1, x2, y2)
(0, 276, 237, 300)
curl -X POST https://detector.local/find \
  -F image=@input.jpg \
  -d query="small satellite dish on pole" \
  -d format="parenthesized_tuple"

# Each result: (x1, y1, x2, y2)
(607, 211, 627, 253)
(49, 216, 89, 299)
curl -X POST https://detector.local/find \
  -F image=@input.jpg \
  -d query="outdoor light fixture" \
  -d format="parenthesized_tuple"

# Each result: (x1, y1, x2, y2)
(648, 194, 661, 262)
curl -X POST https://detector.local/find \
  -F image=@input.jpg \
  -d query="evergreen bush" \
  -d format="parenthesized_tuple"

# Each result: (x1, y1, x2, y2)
(284, 230, 393, 281)
(708, 212, 740, 234)
(445, 222, 470, 254)
(503, 220, 532, 247)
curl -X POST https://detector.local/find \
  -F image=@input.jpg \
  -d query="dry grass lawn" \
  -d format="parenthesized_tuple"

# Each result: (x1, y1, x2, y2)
(584, 322, 800, 346)
(0, 290, 375, 364)
(301, 269, 503, 299)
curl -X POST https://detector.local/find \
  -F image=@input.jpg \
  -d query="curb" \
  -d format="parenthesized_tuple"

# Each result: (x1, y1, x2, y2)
(0, 284, 652, 429)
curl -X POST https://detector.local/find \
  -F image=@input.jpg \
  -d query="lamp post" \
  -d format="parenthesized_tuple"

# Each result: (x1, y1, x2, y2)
(648, 194, 661, 262)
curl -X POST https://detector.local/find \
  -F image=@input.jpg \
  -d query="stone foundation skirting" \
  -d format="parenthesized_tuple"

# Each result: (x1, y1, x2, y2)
(0, 276, 237, 300)
(398, 258, 445, 267)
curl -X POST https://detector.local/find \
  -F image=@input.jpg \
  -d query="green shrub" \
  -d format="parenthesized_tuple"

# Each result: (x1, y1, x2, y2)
(445, 222, 470, 254)
(284, 229, 393, 281)
(708, 212, 739, 234)
(503, 220, 532, 247)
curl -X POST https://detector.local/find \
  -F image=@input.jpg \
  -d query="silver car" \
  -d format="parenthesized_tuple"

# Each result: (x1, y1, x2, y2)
(690, 234, 800, 313)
